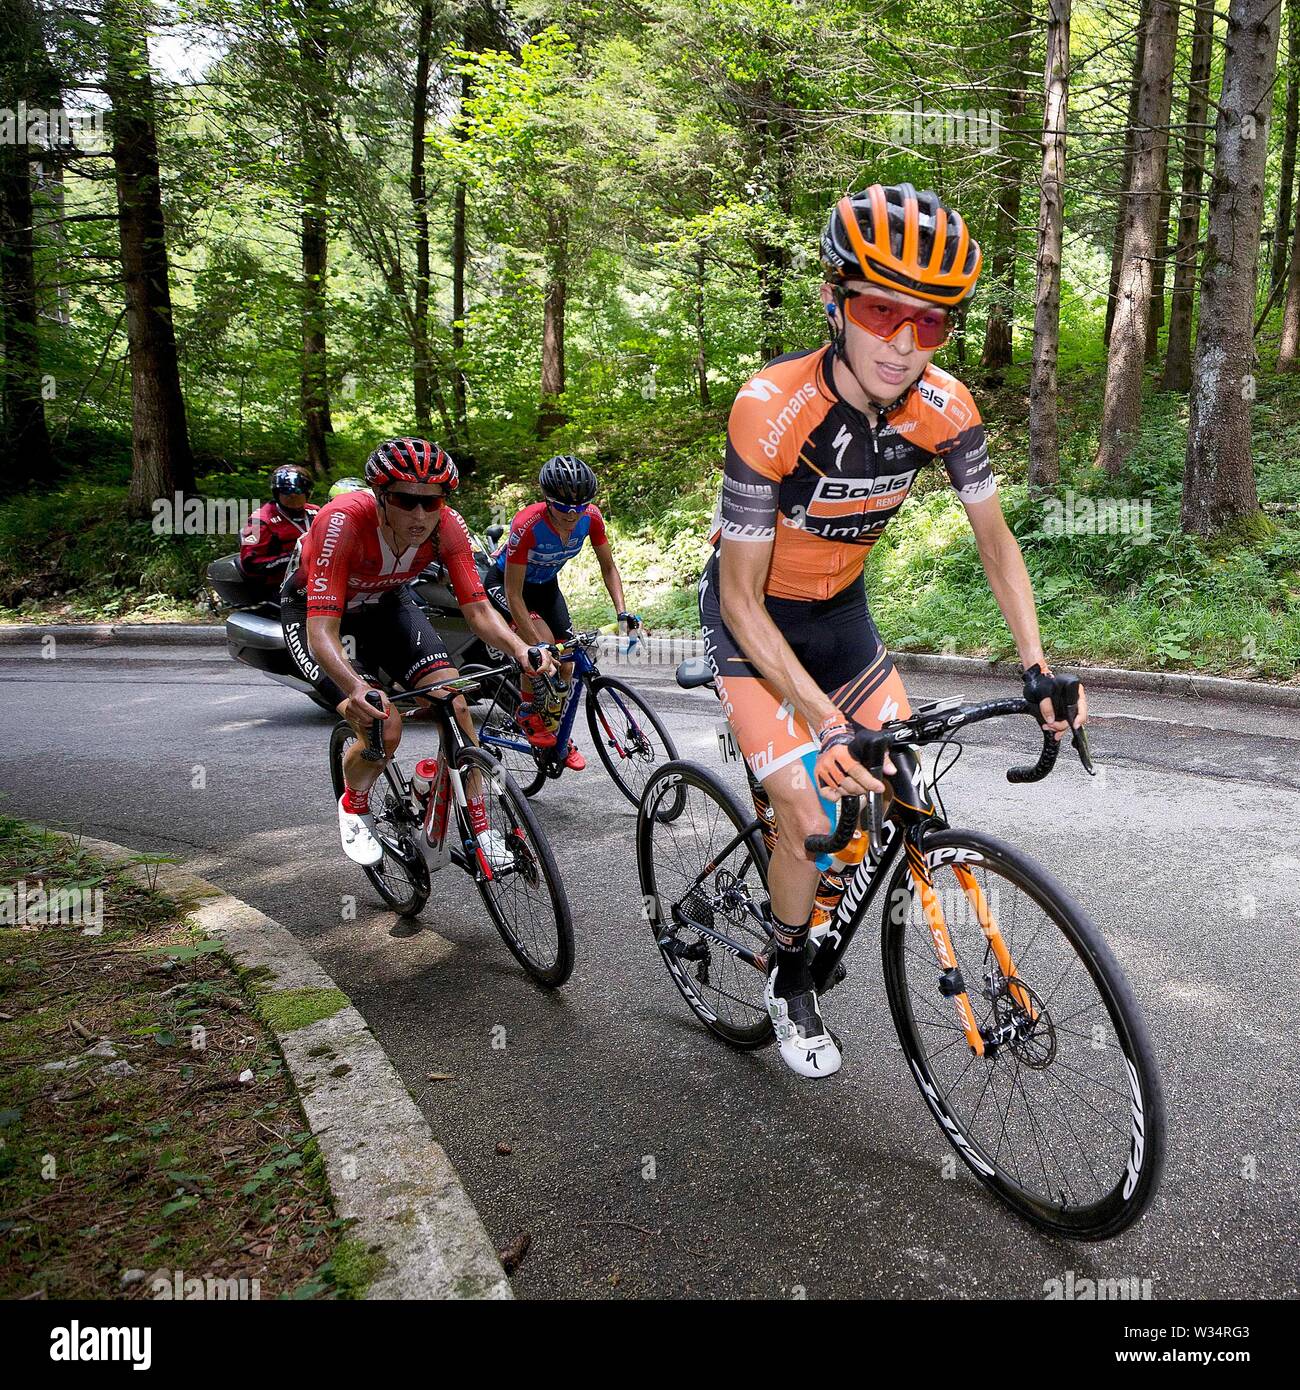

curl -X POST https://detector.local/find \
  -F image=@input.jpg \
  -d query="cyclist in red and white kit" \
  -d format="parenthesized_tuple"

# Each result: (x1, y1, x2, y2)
(281, 438, 557, 869)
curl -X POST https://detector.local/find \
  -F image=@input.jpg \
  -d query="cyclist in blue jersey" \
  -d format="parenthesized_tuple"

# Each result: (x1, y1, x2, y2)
(486, 456, 639, 767)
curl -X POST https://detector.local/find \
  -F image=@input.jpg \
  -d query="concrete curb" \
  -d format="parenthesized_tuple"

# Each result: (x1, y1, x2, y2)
(33, 826, 512, 1301)
(3, 621, 1297, 709)
(0, 623, 221, 646)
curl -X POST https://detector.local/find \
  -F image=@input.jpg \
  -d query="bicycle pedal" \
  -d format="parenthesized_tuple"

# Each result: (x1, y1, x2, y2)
(817, 961, 848, 994)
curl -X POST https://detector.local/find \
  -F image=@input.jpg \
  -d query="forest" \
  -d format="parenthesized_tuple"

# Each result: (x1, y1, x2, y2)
(1, 0, 1298, 678)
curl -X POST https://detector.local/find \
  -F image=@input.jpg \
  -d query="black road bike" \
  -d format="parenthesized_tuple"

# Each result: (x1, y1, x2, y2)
(329, 665, 573, 987)
(636, 661, 1166, 1240)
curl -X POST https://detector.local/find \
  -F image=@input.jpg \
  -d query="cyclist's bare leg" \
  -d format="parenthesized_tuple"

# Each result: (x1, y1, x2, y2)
(517, 612, 556, 706)
(337, 694, 403, 797)
(757, 762, 826, 928)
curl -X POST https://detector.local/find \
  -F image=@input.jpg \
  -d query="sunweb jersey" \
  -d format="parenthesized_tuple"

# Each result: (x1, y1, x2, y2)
(283, 489, 487, 617)
(710, 344, 995, 601)
(493, 501, 608, 585)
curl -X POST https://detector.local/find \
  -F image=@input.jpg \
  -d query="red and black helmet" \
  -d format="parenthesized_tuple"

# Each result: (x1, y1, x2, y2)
(820, 183, 982, 308)
(364, 438, 458, 491)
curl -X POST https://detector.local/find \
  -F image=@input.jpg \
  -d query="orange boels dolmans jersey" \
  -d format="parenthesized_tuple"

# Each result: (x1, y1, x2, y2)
(711, 345, 995, 601)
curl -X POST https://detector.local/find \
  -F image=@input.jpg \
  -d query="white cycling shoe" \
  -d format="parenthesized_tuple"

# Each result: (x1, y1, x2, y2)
(338, 795, 383, 866)
(765, 966, 842, 1079)
(476, 827, 514, 872)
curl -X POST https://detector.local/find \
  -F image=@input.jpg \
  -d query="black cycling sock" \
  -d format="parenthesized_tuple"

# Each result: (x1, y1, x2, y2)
(771, 913, 813, 998)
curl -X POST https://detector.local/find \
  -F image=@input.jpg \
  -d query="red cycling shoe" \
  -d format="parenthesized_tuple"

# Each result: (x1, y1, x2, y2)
(563, 741, 586, 771)
(516, 706, 558, 750)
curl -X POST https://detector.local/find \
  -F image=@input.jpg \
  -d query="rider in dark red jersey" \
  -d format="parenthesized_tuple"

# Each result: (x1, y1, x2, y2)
(238, 466, 319, 592)
(281, 438, 557, 869)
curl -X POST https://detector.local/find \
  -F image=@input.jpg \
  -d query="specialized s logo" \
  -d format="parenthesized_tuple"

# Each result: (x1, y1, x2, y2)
(832, 424, 853, 469)
(736, 376, 782, 403)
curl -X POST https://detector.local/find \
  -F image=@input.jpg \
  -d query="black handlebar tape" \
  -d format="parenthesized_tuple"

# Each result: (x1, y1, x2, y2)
(805, 795, 861, 857)
(360, 690, 386, 762)
(1007, 725, 1061, 783)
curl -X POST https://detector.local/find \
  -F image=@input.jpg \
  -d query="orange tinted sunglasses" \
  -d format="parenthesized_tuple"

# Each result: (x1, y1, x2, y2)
(841, 291, 951, 349)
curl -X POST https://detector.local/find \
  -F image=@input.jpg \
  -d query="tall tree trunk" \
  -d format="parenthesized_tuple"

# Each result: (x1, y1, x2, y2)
(1028, 0, 1072, 490)
(299, 0, 330, 476)
(1163, 0, 1215, 390)
(451, 181, 469, 448)
(1270, 0, 1299, 292)
(980, 5, 1031, 374)
(0, 0, 54, 489)
(1097, 0, 1180, 476)
(694, 242, 710, 408)
(1280, 199, 1300, 365)
(1145, 157, 1172, 360)
(536, 207, 567, 437)
(411, 0, 434, 438)
(102, 0, 195, 517)
(1182, 0, 1282, 535)
(1105, 0, 1152, 347)
(753, 81, 793, 364)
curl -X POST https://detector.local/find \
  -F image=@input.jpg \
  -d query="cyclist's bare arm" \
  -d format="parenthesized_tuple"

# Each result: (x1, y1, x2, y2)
(963, 495, 1087, 735)
(592, 540, 627, 615)
(717, 537, 884, 796)
(464, 591, 557, 677)
(502, 563, 547, 649)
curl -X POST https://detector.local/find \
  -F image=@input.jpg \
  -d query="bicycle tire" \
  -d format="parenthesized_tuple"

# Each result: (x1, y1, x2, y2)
(329, 721, 430, 917)
(457, 746, 574, 987)
(637, 760, 773, 1049)
(881, 827, 1165, 1240)
(587, 675, 680, 810)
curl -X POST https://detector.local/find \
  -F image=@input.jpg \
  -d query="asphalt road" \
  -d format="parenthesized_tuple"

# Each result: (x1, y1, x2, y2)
(2, 638, 1297, 1299)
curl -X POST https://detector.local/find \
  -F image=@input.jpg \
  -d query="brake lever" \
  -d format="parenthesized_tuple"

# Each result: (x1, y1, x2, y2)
(1060, 676, 1096, 777)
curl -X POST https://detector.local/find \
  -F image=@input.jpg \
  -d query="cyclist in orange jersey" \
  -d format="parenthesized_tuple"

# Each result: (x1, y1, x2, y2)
(701, 184, 1088, 1078)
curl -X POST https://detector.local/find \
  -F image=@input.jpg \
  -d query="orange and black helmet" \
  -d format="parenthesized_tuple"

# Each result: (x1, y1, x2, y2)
(364, 438, 458, 490)
(820, 184, 982, 308)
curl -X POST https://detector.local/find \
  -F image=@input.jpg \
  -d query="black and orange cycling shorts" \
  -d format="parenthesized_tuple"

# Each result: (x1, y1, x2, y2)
(698, 549, 911, 787)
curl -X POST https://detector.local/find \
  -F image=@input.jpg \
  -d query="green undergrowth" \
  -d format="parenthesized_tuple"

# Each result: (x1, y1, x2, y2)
(0, 817, 363, 1299)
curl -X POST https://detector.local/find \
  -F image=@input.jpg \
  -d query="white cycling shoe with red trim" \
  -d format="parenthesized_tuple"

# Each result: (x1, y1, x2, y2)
(338, 795, 383, 866)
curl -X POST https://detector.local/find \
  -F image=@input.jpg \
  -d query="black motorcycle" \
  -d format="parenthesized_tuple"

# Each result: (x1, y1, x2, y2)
(206, 525, 509, 713)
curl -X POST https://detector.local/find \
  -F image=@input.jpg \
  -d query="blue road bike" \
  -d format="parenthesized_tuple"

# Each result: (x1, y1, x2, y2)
(476, 631, 679, 807)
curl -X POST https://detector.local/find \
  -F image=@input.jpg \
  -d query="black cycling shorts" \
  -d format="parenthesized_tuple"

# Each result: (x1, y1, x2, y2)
(485, 572, 574, 640)
(281, 585, 452, 709)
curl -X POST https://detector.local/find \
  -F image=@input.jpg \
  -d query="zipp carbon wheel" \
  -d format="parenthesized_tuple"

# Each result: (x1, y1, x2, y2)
(881, 828, 1165, 1240)
(587, 675, 679, 809)
(329, 722, 430, 917)
(637, 761, 773, 1048)
(457, 747, 573, 987)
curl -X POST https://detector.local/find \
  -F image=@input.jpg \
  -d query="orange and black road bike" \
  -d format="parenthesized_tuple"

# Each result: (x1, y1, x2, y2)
(636, 662, 1165, 1240)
